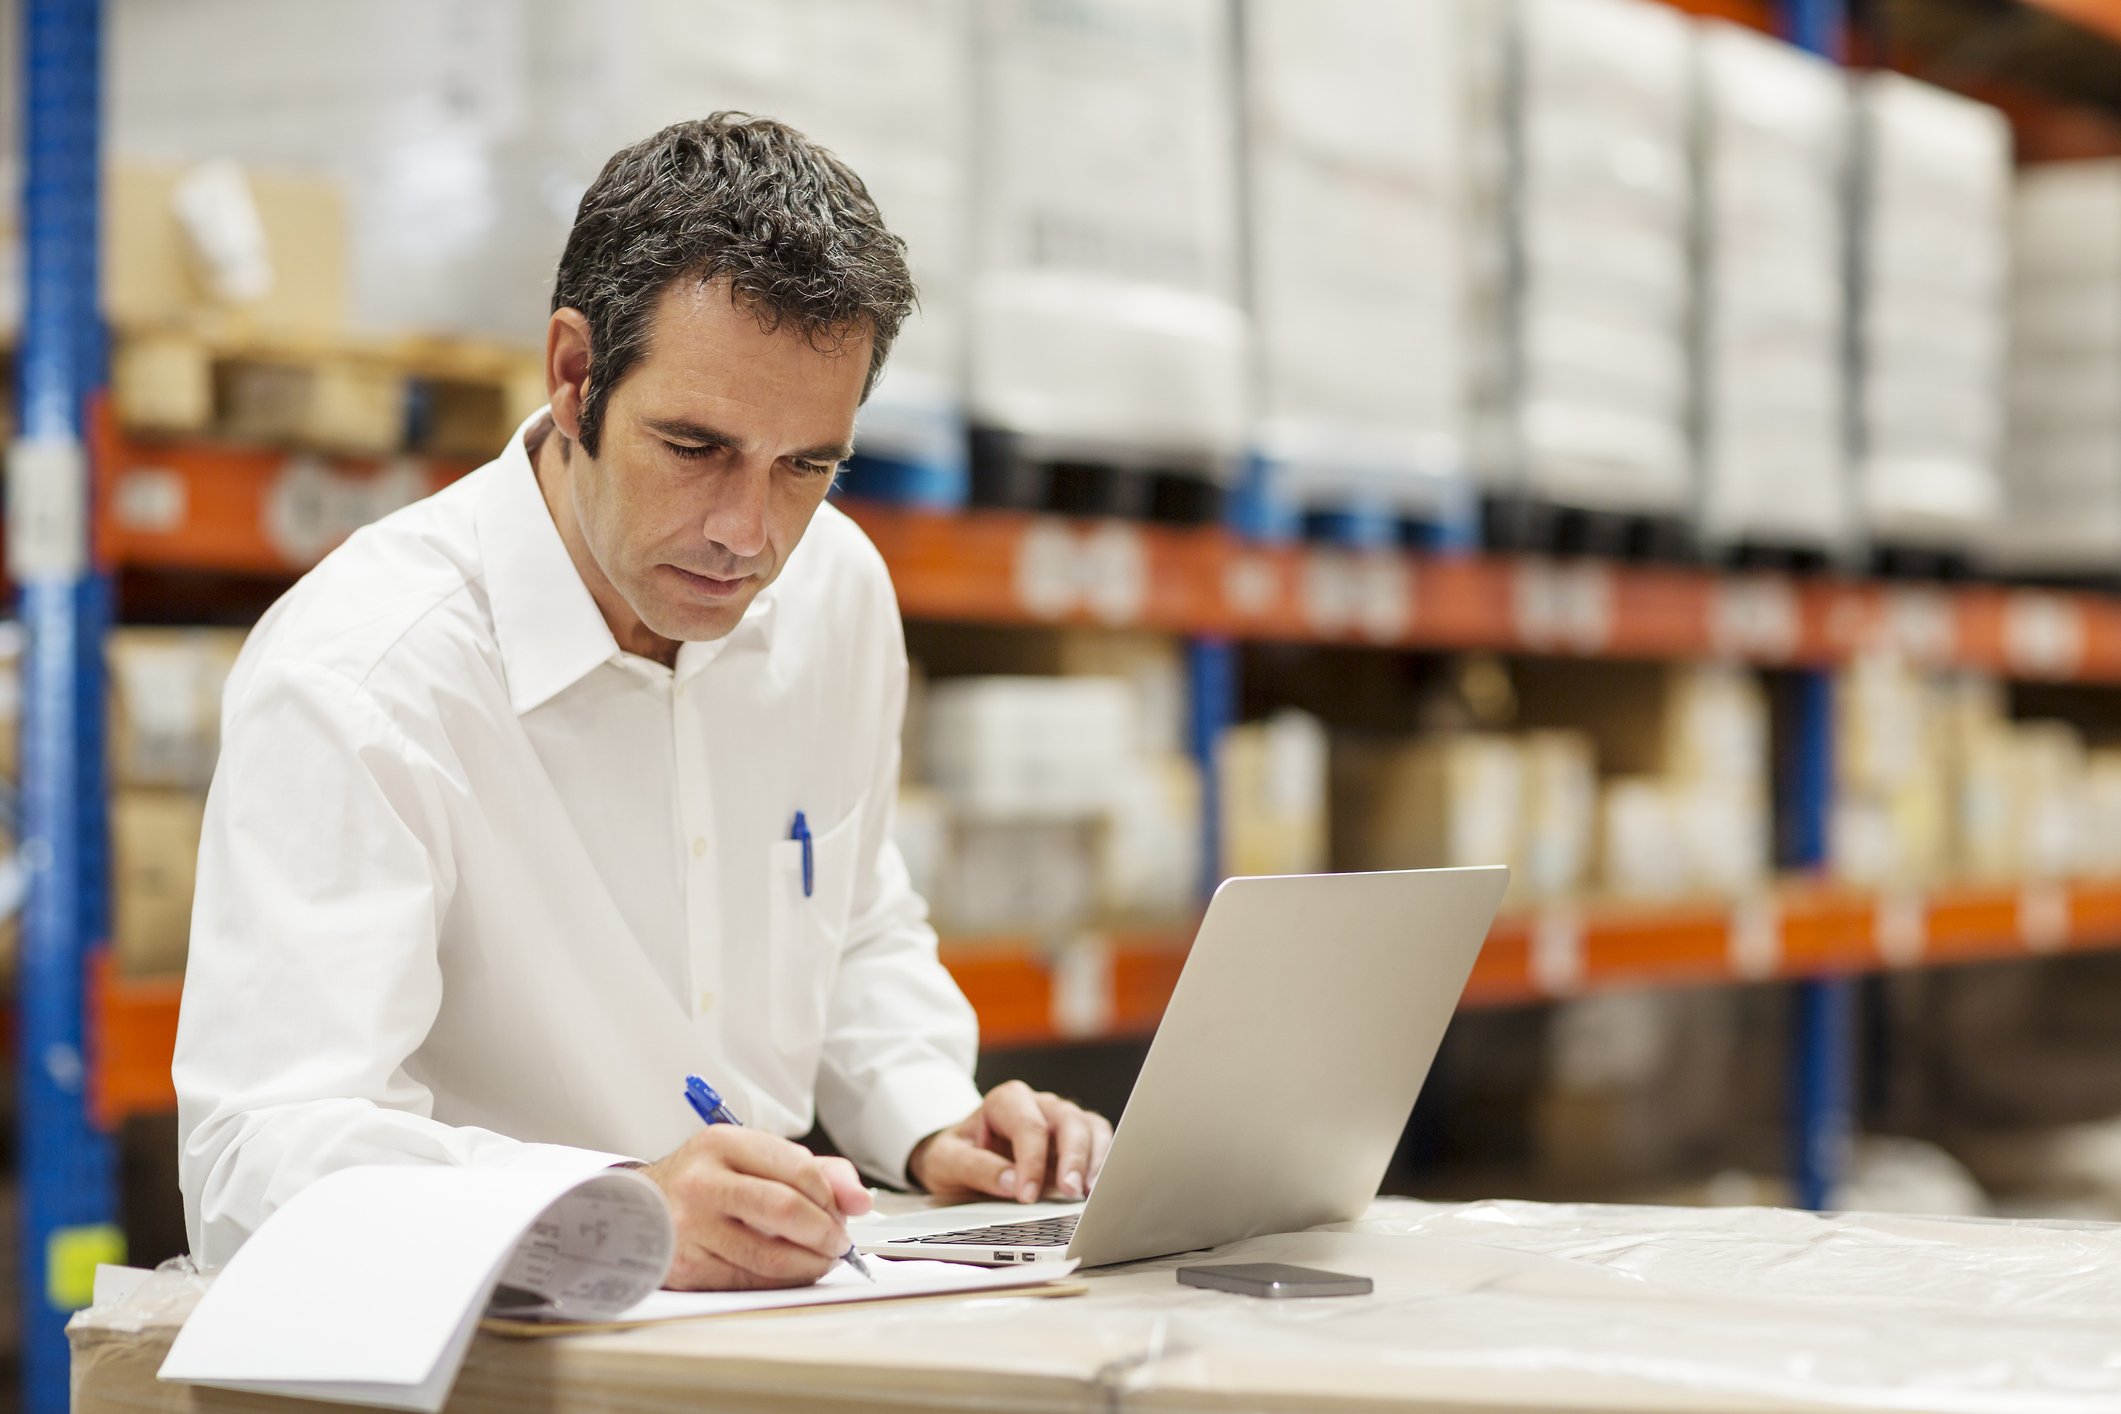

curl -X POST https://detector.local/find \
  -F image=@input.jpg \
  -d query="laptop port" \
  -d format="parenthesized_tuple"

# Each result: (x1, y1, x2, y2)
(995, 1251, 1014, 1261)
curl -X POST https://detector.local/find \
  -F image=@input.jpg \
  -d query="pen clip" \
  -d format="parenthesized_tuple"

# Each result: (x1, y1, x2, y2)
(791, 810, 813, 898)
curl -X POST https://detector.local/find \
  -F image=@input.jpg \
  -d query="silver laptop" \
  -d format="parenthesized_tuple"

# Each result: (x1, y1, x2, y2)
(859, 866, 1508, 1267)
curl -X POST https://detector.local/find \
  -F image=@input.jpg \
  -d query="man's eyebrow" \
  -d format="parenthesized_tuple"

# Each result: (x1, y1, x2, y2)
(642, 417, 744, 451)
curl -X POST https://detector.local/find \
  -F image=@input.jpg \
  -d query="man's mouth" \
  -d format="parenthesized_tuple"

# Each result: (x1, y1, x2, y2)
(666, 565, 750, 599)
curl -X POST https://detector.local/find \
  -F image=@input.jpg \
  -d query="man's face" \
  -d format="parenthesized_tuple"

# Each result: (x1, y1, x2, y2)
(567, 280, 869, 643)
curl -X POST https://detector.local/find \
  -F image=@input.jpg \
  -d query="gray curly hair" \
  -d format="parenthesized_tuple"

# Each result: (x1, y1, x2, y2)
(551, 112, 916, 457)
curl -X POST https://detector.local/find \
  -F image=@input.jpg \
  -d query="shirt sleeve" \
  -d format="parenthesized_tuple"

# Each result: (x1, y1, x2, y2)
(812, 627, 983, 1187)
(175, 658, 629, 1269)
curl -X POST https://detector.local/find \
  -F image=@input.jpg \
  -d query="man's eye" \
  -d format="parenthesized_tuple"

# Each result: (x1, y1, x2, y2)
(665, 441, 714, 460)
(793, 460, 839, 477)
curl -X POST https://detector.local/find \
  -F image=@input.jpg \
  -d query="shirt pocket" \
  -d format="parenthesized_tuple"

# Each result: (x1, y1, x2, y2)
(765, 809, 863, 1069)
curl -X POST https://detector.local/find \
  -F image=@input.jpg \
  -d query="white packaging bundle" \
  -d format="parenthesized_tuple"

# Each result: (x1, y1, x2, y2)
(1472, 0, 1696, 519)
(922, 677, 1140, 819)
(968, 0, 1248, 469)
(527, 0, 973, 473)
(2000, 161, 2121, 575)
(1853, 72, 2010, 554)
(1693, 23, 1851, 555)
(110, 0, 547, 342)
(1242, 0, 1468, 520)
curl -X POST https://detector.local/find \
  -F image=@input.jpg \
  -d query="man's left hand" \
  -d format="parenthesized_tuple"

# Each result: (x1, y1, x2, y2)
(907, 1081, 1113, 1204)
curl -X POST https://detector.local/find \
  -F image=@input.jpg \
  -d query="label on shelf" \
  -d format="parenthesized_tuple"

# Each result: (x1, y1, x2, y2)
(1222, 552, 1280, 622)
(1727, 895, 1781, 980)
(1012, 522, 1149, 625)
(1710, 578, 1800, 663)
(2003, 593, 2087, 680)
(7, 437, 88, 578)
(1530, 909, 1586, 995)
(111, 466, 188, 534)
(2019, 883, 2071, 954)
(1885, 590, 1958, 665)
(1513, 561, 1613, 654)
(1014, 521, 1081, 620)
(1875, 891, 1928, 967)
(1049, 934, 1115, 1039)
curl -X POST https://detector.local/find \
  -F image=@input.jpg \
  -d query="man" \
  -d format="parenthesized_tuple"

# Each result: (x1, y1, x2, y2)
(175, 114, 1112, 1290)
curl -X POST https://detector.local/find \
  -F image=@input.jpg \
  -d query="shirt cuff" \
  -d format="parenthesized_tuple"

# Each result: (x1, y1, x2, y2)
(491, 1142, 640, 1174)
(850, 1060, 984, 1190)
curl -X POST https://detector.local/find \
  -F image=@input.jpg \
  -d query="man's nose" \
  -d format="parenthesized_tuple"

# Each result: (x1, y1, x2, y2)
(700, 458, 771, 561)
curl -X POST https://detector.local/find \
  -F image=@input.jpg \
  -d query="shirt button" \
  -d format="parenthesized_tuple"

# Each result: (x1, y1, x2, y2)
(697, 990, 716, 1013)
(691, 836, 707, 859)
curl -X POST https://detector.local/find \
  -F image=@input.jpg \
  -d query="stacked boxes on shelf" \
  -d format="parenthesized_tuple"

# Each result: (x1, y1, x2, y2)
(1327, 725, 1598, 904)
(108, 629, 246, 978)
(903, 633, 1202, 937)
(1851, 73, 2011, 562)
(2002, 160, 2121, 579)
(967, 0, 1248, 507)
(1470, 0, 1696, 536)
(1515, 661, 1773, 899)
(1240, 0, 1469, 529)
(1218, 711, 1330, 880)
(1691, 23, 1850, 560)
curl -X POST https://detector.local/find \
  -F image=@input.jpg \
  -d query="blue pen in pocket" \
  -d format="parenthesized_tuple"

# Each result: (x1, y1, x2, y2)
(789, 811, 814, 898)
(684, 1075, 871, 1280)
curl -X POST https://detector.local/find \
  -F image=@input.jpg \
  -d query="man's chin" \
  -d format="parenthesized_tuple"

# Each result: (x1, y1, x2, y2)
(638, 591, 750, 645)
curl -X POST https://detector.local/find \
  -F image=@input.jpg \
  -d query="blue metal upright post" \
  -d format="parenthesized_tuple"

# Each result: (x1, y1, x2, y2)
(1186, 638, 1238, 899)
(15, 1, 122, 1409)
(1776, 0, 1852, 1216)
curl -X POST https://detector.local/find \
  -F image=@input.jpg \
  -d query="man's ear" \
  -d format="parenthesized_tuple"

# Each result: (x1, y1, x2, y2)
(546, 307, 593, 444)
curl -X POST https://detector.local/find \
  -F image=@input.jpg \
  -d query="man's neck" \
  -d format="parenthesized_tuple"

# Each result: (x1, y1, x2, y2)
(529, 422, 683, 669)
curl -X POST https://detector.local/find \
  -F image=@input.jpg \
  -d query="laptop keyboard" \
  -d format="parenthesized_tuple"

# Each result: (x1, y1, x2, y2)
(909, 1213, 1080, 1248)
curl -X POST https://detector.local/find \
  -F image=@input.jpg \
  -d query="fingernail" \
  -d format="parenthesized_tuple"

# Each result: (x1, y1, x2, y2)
(1065, 1171, 1084, 1198)
(1019, 1181, 1038, 1203)
(998, 1168, 1016, 1191)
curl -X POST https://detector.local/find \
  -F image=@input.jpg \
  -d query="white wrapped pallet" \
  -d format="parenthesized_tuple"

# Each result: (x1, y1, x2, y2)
(2001, 160, 2121, 577)
(968, 0, 1248, 477)
(1242, 0, 1469, 526)
(526, 0, 972, 480)
(1853, 72, 2010, 559)
(1471, 0, 1696, 535)
(1692, 23, 1851, 559)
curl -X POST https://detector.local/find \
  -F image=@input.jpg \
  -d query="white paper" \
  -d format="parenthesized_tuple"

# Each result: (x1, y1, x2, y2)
(607, 1257, 1079, 1326)
(158, 1165, 671, 1412)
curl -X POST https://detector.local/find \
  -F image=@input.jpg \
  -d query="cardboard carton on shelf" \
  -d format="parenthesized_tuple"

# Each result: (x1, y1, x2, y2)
(1218, 710, 1328, 880)
(1514, 660, 1768, 786)
(1330, 732, 1524, 879)
(108, 628, 247, 792)
(104, 160, 347, 337)
(1518, 729, 1596, 900)
(113, 788, 205, 978)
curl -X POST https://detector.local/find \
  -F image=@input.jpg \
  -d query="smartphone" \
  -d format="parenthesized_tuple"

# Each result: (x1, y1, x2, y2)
(1175, 1262, 1374, 1298)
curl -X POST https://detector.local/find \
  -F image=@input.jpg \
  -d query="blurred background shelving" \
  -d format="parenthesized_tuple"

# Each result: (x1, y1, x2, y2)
(24, 0, 2121, 1410)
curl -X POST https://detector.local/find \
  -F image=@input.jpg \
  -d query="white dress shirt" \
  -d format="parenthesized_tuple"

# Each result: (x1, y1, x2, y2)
(174, 412, 983, 1267)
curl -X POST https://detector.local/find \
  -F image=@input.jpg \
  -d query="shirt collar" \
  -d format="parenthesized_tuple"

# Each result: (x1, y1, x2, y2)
(476, 409, 781, 714)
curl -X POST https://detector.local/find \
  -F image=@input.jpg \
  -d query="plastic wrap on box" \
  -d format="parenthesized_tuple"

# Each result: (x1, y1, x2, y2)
(1854, 72, 2010, 552)
(968, 0, 1247, 466)
(1243, 0, 1468, 517)
(77, 1197, 2121, 1413)
(2001, 161, 2121, 575)
(1694, 22, 1850, 553)
(1477, 0, 1698, 516)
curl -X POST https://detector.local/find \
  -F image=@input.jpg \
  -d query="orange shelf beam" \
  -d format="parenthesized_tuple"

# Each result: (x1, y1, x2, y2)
(81, 878, 2121, 1124)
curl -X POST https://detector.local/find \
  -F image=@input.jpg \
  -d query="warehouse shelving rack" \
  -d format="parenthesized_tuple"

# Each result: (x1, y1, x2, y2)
(20, 0, 2121, 1407)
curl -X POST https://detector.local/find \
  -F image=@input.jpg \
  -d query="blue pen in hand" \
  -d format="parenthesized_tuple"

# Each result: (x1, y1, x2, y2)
(684, 1075, 874, 1282)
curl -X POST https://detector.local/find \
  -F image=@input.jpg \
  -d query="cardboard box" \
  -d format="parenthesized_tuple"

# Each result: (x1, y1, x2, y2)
(113, 789, 205, 977)
(1514, 661, 1767, 784)
(1219, 711, 1328, 879)
(1519, 730, 1596, 899)
(106, 161, 347, 335)
(1331, 733, 1523, 876)
(109, 628, 246, 791)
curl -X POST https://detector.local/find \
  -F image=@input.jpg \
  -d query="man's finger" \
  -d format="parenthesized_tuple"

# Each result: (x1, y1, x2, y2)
(1041, 1097, 1094, 1200)
(1087, 1112, 1115, 1185)
(714, 1129, 840, 1215)
(721, 1172, 849, 1260)
(929, 1134, 1017, 1198)
(814, 1156, 872, 1217)
(984, 1082, 1050, 1204)
(707, 1212, 838, 1287)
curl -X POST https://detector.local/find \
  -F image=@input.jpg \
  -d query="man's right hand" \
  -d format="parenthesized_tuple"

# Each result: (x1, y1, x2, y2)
(638, 1127, 873, 1290)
